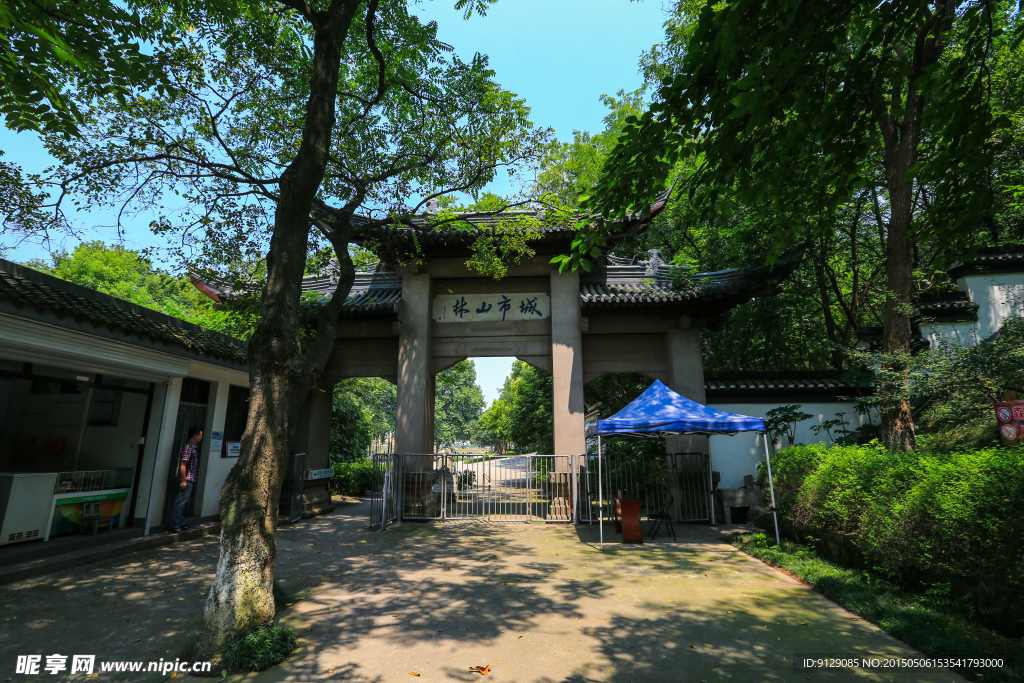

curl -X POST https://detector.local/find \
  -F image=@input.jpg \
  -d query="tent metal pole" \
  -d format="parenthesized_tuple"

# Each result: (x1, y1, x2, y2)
(763, 432, 781, 546)
(598, 435, 604, 551)
(707, 444, 715, 525)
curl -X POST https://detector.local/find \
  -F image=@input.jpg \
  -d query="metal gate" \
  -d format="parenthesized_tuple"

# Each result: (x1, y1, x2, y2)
(282, 452, 306, 523)
(668, 452, 712, 522)
(368, 453, 398, 529)
(445, 454, 573, 522)
(580, 451, 711, 524)
(369, 454, 576, 524)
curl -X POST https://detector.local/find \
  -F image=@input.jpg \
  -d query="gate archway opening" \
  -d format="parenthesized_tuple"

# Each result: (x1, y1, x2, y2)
(278, 195, 802, 524)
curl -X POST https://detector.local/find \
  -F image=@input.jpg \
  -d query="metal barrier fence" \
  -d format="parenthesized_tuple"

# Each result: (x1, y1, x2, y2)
(368, 453, 398, 529)
(445, 454, 573, 522)
(368, 451, 711, 528)
(368, 453, 576, 524)
(578, 452, 711, 524)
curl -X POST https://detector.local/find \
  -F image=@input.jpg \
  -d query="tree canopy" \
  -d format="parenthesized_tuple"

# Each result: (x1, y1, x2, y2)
(477, 360, 553, 454)
(23, 240, 254, 337)
(549, 0, 1023, 450)
(434, 360, 486, 451)
(15, 0, 548, 659)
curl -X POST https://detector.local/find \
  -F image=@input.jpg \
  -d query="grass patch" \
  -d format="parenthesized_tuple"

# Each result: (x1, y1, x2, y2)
(732, 532, 1022, 683)
(223, 625, 298, 672)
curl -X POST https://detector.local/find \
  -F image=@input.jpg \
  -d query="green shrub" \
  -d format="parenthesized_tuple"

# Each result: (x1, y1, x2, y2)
(456, 469, 476, 490)
(223, 626, 297, 672)
(330, 399, 372, 462)
(760, 443, 1024, 588)
(861, 446, 1024, 583)
(330, 459, 373, 496)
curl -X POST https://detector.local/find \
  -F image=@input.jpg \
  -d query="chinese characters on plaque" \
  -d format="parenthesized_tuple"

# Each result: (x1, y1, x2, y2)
(994, 400, 1024, 445)
(433, 293, 550, 323)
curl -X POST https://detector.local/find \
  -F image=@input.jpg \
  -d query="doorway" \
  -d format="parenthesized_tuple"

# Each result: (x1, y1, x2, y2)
(162, 378, 210, 524)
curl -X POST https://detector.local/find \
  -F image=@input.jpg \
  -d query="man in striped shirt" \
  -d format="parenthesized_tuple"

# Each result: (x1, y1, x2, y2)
(169, 426, 203, 533)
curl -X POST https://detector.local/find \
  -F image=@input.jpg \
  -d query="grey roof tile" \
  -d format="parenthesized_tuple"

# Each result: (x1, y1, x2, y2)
(0, 259, 247, 366)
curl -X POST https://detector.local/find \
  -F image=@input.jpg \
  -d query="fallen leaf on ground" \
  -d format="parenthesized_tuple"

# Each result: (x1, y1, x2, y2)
(688, 644, 696, 649)
(469, 665, 491, 675)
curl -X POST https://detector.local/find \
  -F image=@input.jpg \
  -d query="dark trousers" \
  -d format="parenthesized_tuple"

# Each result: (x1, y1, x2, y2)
(170, 481, 194, 529)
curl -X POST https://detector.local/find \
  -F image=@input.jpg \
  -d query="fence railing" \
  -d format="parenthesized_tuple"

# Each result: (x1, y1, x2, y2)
(367, 451, 711, 528)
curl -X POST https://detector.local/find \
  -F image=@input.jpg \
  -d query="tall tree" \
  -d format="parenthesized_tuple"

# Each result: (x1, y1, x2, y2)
(333, 377, 397, 455)
(572, 0, 1017, 451)
(492, 360, 552, 454)
(0, 0, 182, 135)
(434, 360, 485, 451)
(36, 0, 545, 659)
(477, 397, 513, 453)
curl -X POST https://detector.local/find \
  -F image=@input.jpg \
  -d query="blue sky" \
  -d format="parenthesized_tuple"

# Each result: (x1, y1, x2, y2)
(422, 0, 669, 404)
(0, 0, 670, 403)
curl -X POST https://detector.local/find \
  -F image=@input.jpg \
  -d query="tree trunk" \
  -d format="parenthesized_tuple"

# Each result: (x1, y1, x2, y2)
(879, 166, 916, 452)
(194, 0, 361, 661)
(874, 5, 956, 452)
(878, 100, 919, 452)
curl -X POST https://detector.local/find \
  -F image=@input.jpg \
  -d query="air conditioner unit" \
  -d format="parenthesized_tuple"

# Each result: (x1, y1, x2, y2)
(0, 473, 58, 546)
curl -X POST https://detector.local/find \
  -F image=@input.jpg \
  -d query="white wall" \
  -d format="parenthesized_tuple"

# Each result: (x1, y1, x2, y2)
(958, 273, 1024, 340)
(919, 320, 979, 350)
(78, 391, 149, 471)
(132, 381, 169, 524)
(196, 380, 231, 517)
(707, 401, 870, 489)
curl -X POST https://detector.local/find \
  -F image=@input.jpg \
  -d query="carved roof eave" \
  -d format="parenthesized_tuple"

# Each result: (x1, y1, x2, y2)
(580, 248, 804, 318)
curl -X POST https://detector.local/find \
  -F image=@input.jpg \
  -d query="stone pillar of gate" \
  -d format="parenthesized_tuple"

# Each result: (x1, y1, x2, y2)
(395, 267, 433, 469)
(665, 324, 708, 458)
(288, 385, 335, 517)
(550, 266, 585, 467)
(425, 372, 435, 454)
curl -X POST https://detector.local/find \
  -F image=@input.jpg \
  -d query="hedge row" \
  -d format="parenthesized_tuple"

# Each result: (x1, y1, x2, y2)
(759, 443, 1024, 588)
(330, 459, 373, 497)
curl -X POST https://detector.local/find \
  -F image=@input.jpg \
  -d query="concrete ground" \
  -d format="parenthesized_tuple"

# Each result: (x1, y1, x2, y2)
(0, 500, 967, 683)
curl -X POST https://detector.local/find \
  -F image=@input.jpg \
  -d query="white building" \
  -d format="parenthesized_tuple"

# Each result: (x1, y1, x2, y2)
(0, 258, 250, 544)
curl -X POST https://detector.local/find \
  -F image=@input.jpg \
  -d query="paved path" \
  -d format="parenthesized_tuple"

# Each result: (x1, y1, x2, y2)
(0, 501, 967, 683)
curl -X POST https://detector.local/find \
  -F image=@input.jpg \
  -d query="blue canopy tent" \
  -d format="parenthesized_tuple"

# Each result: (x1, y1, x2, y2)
(585, 380, 780, 549)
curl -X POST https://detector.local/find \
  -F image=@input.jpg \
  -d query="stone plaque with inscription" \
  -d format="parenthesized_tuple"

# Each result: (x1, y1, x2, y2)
(433, 292, 550, 323)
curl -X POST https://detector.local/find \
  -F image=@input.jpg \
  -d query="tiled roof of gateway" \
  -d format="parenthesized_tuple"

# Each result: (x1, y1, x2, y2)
(704, 371, 872, 400)
(301, 268, 402, 316)
(298, 247, 804, 317)
(0, 259, 248, 367)
(579, 248, 803, 312)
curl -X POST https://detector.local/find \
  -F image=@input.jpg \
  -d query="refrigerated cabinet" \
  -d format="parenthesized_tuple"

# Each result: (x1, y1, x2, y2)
(0, 472, 59, 545)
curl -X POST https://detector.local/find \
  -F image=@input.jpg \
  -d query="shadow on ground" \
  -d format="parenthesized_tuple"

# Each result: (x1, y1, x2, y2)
(0, 500, 967, 683)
